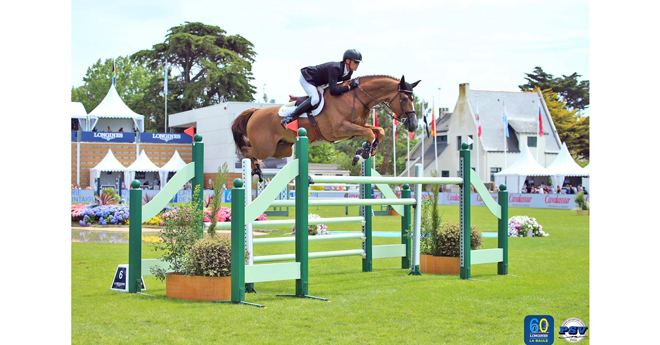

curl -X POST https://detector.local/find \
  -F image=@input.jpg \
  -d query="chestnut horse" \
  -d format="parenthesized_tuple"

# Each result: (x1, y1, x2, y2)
(232, 75, 420, 181)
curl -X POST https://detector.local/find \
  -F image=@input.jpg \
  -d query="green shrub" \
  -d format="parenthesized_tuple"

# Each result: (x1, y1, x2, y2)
(422, 222, 482, 257)
(151, 186, 204, 281)
(187, 235, 233, 277)
(574, 192, 589, 210)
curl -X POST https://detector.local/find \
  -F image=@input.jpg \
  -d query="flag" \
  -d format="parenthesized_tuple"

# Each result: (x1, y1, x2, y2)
(393, 113, 398, 141)
(373, 108, 379, 127)
(476, 100, 482, 137)
(285, 120, 299, 133)
(164, 61, 169, 96)
(538, 105, 544, 137)
(184, 126, 195, 137)
(503, 100, 510, 138)
(431, 106, 436, 136)
(112, 61, 116, 85)
(422, 103, 429, 138)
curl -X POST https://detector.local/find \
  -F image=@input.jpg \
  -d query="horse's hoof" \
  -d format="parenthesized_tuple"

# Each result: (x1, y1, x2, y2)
(352, 155, 360, 166)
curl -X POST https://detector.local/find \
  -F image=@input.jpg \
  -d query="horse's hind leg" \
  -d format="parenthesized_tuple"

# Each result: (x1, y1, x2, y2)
(240, 146, 265, 183)
(273, 141, 294, 159)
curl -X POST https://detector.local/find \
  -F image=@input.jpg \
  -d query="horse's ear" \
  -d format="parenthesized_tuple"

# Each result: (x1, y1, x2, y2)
(410, 80, 421, 88)
(400, 75, 406, 85)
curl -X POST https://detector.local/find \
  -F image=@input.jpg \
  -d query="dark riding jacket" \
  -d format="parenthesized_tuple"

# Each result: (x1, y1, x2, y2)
(301, 61, 353, 96)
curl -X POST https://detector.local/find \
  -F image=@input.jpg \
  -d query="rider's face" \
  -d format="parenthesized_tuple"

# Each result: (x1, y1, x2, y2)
(346, 59, 360, 72)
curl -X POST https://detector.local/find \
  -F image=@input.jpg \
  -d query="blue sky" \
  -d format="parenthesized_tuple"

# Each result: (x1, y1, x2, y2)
(71, 0, 589, 113)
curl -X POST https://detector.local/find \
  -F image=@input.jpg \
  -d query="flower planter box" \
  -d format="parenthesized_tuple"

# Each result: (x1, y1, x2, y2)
(166, 274, 231, 301)
(576, 210, 590, 216)
(420, 254, 460, 274)
(389, 208, 398, 216)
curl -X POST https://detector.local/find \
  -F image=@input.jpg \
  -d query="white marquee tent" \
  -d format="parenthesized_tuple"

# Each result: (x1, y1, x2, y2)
(88, 83, 145, 132)
(494, 142, 550, 193)
(123, 150, 161, 188)
(89, 150, 127, 188)
(545, 143, 589, 189)
(159, 150, 189, 187)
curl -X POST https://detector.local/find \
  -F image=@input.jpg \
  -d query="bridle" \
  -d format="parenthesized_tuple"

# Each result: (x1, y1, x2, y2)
(352, 83, 417, 125)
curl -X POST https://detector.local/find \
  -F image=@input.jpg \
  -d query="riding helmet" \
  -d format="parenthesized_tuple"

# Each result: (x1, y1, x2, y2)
(343, 49, 362, 62)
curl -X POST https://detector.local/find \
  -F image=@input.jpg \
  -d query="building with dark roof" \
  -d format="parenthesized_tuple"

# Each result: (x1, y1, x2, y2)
(403, 83, 561, 184)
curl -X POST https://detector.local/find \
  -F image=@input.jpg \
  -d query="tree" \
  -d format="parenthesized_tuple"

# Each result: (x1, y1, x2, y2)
(71, 56, 164, 131)
(542, 89, 589, 160)
(131, 21, 257, 117)
(519, 66, 589, 111)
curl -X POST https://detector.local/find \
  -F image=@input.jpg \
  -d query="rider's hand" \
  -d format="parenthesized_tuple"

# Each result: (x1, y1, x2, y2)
(350, 79, 359, 90)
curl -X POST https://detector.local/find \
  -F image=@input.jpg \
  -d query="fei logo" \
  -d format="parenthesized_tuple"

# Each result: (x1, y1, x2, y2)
(524, 315, 554, 344)
(558, 318, 588, 343)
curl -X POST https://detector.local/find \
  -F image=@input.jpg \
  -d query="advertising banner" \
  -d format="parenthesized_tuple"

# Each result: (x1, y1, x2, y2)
(140, 132, 192, 144)
(81, 131, 136, 143)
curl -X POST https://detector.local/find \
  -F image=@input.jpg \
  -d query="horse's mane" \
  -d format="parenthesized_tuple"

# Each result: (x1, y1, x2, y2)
(349, 74, 400, 84)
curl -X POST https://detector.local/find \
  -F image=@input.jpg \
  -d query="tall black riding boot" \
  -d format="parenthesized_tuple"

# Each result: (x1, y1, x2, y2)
(281, 98, 313, 126)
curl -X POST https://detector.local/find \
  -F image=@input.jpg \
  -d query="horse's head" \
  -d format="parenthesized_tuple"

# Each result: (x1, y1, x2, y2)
(392, 75, 420, 132)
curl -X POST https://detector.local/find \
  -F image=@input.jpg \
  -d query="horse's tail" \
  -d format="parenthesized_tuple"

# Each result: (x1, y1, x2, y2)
(232, 108, 257, 154)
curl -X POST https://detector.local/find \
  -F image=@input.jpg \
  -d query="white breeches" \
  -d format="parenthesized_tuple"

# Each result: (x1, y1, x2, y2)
(300, 74, 320, 106)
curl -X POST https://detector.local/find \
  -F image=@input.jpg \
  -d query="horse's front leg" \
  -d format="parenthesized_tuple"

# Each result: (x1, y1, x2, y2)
(363, 124, 385, 156)
(334, 122, 376, 166)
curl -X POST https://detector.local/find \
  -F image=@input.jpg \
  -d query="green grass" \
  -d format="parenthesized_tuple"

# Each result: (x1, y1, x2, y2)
(72, 205, 589, 344)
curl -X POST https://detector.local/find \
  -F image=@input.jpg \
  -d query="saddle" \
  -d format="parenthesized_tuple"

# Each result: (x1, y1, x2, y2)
(278, 85, 327, 118)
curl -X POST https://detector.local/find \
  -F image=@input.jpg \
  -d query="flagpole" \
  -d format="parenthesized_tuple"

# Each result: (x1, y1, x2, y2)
(393, 114, 396, 177)
(373, 109, 377, 171)
(433, 96, 438, 173)
(407, 129, 410, 177)
(476, 95, 480, 179)
(164, 62, 169, 133)
(503, 96, 507, 168)
(421, 103, 425, 177)
(536, 107, 540, 163)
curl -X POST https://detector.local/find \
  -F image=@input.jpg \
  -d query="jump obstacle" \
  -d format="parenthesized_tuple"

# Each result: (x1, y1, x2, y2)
(124, 129, 509, 307)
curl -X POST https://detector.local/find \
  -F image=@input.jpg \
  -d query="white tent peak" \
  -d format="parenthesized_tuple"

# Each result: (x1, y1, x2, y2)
(158, 150, 190, 187)
(161, 150, 188, 171)
(89, 150, 127, 188)
(87, 83, 145, 132)
(545, 143, 588, 176)
(71, 102, 87, 117)
(92, 149, 127, 171)
(127, 150, 161, 172)
(89, 83, 141, 118)
(497, 141, 548, 176)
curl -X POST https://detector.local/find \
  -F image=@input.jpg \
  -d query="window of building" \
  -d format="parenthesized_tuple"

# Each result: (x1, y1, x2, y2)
(441, 170, 449, 177)
(439, 135, 447, 142)
(468, 135, 474, 150)
(490, 167, 501, 183)
(456, 136, 462, 150)
(528, 136, 537, 148)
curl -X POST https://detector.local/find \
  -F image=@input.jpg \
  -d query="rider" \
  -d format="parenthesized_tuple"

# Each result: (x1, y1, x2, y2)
(281, 49, 362, 126)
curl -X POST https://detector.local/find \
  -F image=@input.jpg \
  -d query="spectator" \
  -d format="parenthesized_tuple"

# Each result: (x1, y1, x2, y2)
(153, 177, 159, 188)
(107, 126, 112, 132)
(118, 127, 124, 132)
(571, 185, 577, 194)
(394, 184, 401, 197)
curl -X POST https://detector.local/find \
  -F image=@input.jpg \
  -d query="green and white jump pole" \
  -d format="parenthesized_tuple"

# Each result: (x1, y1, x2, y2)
(127, 134, 204, 293)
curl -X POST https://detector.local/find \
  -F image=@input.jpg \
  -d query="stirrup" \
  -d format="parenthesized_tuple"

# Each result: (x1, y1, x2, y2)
(281, 116, 293, 126)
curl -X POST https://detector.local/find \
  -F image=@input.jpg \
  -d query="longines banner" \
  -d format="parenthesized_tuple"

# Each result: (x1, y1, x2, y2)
(81, 131, 136, 143)
(140, 133, 192, 144)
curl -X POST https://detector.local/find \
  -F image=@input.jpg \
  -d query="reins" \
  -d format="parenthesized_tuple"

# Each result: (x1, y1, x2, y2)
(352, 83, 415, 124)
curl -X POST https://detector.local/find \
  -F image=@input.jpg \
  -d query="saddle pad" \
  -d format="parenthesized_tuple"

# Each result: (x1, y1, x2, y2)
(278, 85, 326, 118)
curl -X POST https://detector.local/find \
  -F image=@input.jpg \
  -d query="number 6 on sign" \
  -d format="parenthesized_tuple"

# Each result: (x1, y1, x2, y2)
(110, 264, 145, 292)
